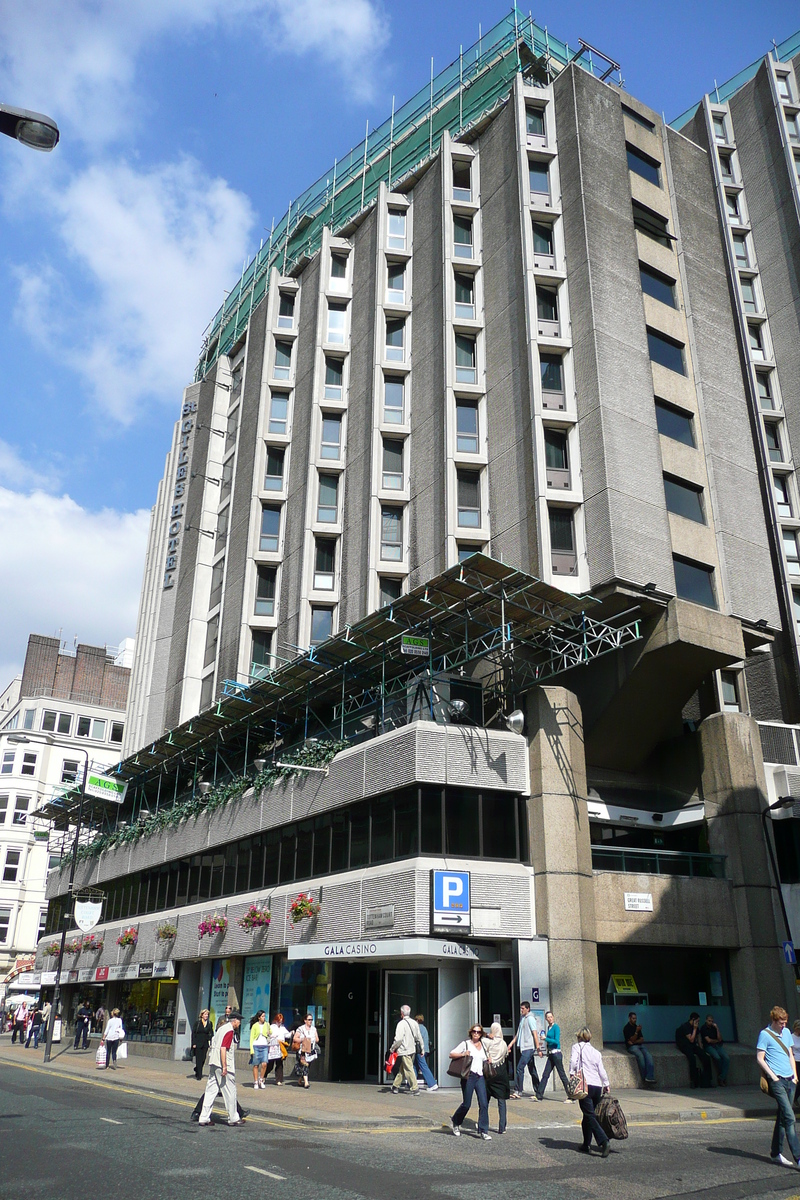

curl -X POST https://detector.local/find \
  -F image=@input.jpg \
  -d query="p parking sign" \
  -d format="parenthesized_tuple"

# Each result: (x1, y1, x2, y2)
(431, 870, 471, 932)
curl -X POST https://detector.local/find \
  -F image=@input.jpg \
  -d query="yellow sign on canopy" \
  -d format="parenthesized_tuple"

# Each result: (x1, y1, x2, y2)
(610, 974, 639, 994)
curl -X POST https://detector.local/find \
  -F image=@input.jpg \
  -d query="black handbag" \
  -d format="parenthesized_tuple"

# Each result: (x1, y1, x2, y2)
(483, 1059, 499, 1080)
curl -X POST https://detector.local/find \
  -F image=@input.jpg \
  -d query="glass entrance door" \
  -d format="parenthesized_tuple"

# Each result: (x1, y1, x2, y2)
(478, 965, 514, 1038)
(383, 970, 437, 1082)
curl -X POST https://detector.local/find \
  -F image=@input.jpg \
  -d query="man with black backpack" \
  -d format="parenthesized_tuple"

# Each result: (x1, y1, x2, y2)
(757, 1005, 800, 1168)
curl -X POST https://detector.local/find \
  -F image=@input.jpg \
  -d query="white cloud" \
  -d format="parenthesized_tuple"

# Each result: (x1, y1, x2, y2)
(0, 486, 150, 687)
(0, 439, 53, 491)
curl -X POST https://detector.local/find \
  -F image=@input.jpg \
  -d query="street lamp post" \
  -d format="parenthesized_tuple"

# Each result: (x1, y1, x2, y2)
(0, 103, 59, 151)
(762, 795, 800, 983)
(9, 734, 90, 1062)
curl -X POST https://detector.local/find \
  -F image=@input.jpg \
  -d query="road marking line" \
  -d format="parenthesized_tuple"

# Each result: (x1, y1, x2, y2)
(244, 1165, 286, 1180)
(99, 1117, 122, 1125)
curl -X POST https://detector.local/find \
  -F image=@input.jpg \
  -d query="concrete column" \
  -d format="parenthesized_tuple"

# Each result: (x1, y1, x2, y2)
(699, 711, 799, 1041)
(526, 686, 602, 1044)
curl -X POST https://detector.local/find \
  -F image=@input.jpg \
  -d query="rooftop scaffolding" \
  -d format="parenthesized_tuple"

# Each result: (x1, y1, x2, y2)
(194, 7, 623, 381)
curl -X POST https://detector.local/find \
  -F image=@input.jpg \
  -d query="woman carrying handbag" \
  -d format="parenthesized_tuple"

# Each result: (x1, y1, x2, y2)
(449, 1024, 492, 1140)
(293, 1013, 319, 1089)
(569, 1027, 611, 1158)
(482, 1023, 511, 1134)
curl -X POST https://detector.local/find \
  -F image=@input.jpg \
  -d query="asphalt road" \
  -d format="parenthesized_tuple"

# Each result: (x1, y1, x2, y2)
(3, 1060, 800, 1200)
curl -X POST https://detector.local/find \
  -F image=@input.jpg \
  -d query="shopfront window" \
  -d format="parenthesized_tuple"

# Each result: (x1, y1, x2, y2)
(119, 977, 178, 1043)
(277, 959, 328, 1054)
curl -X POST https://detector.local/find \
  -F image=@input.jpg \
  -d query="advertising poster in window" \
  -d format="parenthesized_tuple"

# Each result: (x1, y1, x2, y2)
(241, 955, 273, 1023)
(209, 958, 231, 1027)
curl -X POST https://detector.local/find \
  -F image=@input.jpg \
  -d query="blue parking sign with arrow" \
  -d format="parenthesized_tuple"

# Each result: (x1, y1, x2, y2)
(431, 870, 471, 931)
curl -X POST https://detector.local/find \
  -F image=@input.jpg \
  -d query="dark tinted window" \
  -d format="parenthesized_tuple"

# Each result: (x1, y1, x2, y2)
(655, 401, 694, 446)
(632, 201, 672, 248)
(640, 265, 676, 308)
(445, 789, 480, 855)
(421, 786, 443, 853)
(540, 354, 563, 392)
(371, 799, 393, 863)
(482, 794, 517, 859)
(627, 145, 661, 186)
(664, 476, 705, 524)
(674, 556, 717, 609)
(395, 790, 419, 857)
(648, 330, 685, 375)
(350, 802, 370, 868)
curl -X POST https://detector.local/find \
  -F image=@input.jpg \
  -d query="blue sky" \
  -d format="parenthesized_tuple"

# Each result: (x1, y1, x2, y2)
(0, 0, 797, 684)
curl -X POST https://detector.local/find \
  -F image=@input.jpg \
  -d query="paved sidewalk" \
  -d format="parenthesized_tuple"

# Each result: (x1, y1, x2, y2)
(0, 1038, 777, 1130)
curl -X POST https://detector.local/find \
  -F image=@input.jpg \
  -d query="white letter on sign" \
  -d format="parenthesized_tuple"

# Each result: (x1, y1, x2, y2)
(443, 877, 464, 908)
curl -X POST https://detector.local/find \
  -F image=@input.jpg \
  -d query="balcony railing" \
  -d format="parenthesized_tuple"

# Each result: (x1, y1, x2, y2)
(591, 845, 727, 879)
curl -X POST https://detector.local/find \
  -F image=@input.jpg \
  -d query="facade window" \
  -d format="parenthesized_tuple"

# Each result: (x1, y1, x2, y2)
(21, 753, 36, 775)
(787, 114, 800, 143)
(37, 909, 48, 939)
(330, 252, 348, 290)
(540, 353, 565, 408)
(632, 201, 672, 249)
(209, 558, 225, 610)
(382, 439, 404, 490)
(251, 631, 272, 680)
(456, 401, 479, 454)
(673, 556, 717, 609)
(664, 475, 705, 523)
(255, 566, 277, 617)
(316, 475, 339, 524)
(526, 107, 545, 137)
(455, 335, 477, 384)
(748, 323, 765, 357)
(42, 711, 71, 735)
(3, 849, 21, 882)
(220, 458, 234, 504)
(310, 607, 333, 646)
(536, 286, 559, 332)
(277, 292, 295, 328)
(627, 144, 661, 186)
(314, 538, 336, 590)
(457, 470, 481, 527)
(794, 590, 800, 633)
(200, 673, 213, 712)
(327, 303, 347, 345)
(622, 104, 655, 131)
(732, 233, 749, 266)
(544, 427, 569, 485)
(720, 671, 741, 711)
(1, 752, 14, 775)
(269, 393, 289, 435)
(273, 341, 292, 379)
(794, 153, 800, 185)
(648, 329, 686, 375)
(110, 722, 124, 744)
(203, 616, 219, 669)
(458, 545, 480, 562)
(452, 159, 472, 201)
(757, 372, 774, 409)
(725, 192, 740, 220)
(784, 530, 800, 576)
(387, 210, 406, 250)
(0, 907, 10, 942)
(387, 262, 406, 304)
(23, 710, 35, 730)
(532, 220, 554, 258)
(61, 760, 79, 785)
(777, 74, 792, 101)
(259, 505, 281, 553)
(764, 422, 783, 463)
(225, 406, 239, 455)
(13, 796, 29, 825)
(320, 415, 342, 460)
(77, 716, 92, 738)
(740, 278, 758, 313)
(719, 152, 734, 181)
(380, 507, 403, 560)
(454, 272, 475, 319)
(453, 214, 474, 258)
(0, 795, 7, 823)
(324, 357, 343, 401)
(640, 264, 676, 308)
(384, 377, 404, 424)
(379, 576, 402, 607)
(529, 161, 550, 197)
(549, 507, 577, 575)
(775, 474, 793, 518)
(712, 113, 727, 142)
(385, 318, 405, 362)
(264, 446, 285, 490)
(655, 400, 695, 446)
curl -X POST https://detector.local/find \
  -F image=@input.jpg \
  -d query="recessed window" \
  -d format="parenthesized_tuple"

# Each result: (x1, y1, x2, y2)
(455, 335, 477, 384)
(330, 252, 348, 289)
(664, 475, 705, 523)
(0, 906, 10, 942)
(13, 796, 29, 825)
(324, 357, 343, 401)
(384, 376, 405, 424)
(540, 353, 565, 407)
(529, 161, 550, 197)
(621, 103, 655, 131)
(456, 401, 479, 454)
(777, 74, 792, 102)
(549, 507, 577, 575)
(387, 262, 406, 304)
(784, 529, 800, 576)
(203, 616, 219, 669)
(537, 286, 559, 329)
(719, 152, 734, 181)
(61, 760, 79, 785)
(640, 264, 677, 308)
(648, 329, 686, 375)
(260, 505, 281, 553)
(527, 107, 546, 137)
(76, 717, 91, 738)
(740, 278, 757, 313)
(42, 711, 71, 735)
(251, 631, 272, 680)
(757, 372, 774, 409)
(269, 392, 289, 435)
(273, 341, 292, 380)
(627, 145, 661, 187)
(748, 323, 765, 357)
(314, 538, 336, 590)
(453, 214, 474, 258)
(387, 209, 406, 250)
(787, 113, 800, 143)
(317, 475, 339, 524)
(457, 470, 481, 527)
(712, 113, 727, 143)
(23, 710, 34, 730)
(264, 445, 285, 490)
(385, 318, 405, 361)
(632, 201, 672, 249)
(0, 795, 8, 823)
(255, 565, 277, 616)
(327, 303, 347, 344)
(320, 414, 342, 460)
(673, 556, 717, 609)
(21, 753, 36, 775)
(764, 421, 784, 463)
(725, 192, 740, 220)
(380, 507, 403, 560)
(310, 607, 333, 646)
(382, 439, 404, 490)
(277, 292, 295, 328)
(452, 159, 472, 200)
(775, 474, 793, 518)
(215, 504, 229, 555)
(379, 577, 402, 606)
(732, 233, 749, 267)
(3, 849, 21, 883)
(458, 544, 480, 563)
(793, 153, 800, 185)
(655, 400, 695, 446)
(544, 427, 569, 471)
(532, 220, 554, 258)
(720, 670, 740, 712)
(220, 458, 234, 503)
(111, 722, 124, 744)
(37, 909, 47, 938)
(454, 272, 475, 319)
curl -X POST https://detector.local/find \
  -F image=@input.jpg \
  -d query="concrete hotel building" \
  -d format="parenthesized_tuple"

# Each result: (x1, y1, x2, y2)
(37, 14, 800, 1082)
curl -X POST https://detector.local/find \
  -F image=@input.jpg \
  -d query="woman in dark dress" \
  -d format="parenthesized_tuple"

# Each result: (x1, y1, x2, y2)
(192, 1009, 213, 1080)
(483, 1022, 511, 1134)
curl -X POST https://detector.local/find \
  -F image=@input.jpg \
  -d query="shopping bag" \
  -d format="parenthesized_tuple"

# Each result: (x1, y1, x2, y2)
(385, 1050, 398, 1074)
(117, 1042, 128, 1060)
(95, 1044, 107, 1069)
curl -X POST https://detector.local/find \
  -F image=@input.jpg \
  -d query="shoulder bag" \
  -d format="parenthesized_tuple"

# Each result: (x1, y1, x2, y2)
(760, 1028, 794, 1094)
(447, 1042, 472, 1080)
(568, 1046, 588, 1100)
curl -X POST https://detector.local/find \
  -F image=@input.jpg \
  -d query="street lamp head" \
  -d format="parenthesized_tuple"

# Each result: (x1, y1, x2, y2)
(7, 734, 31, 744)
(0, 104, 60, 151)
(775, 796, 797, 811)
(504, 709, 525, 736)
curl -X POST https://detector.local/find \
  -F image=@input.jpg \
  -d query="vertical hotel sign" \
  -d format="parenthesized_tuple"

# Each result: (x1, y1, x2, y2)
(163, 398, 198, 589)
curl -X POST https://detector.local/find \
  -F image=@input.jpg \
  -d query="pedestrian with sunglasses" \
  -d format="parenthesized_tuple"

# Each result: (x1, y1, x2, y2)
(449, 1024, 492, 1140)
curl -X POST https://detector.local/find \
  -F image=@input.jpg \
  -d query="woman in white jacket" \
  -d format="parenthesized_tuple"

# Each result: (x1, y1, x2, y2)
(569, 1027, 610, 1157)
(102, 1009, 125, 1070)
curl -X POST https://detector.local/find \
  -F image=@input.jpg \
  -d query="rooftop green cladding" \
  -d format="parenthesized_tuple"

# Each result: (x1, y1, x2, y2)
(671, 28, 800, 130)
(194, 7, 622, 381)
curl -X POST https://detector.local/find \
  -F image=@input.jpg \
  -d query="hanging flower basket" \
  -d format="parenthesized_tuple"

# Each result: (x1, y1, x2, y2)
(43, 942, 61, 958)
(198, 913, 228, 939)
(117, 926, 139, 948)
(155, 920, 178, 942)
(65, 938, 83, 955)
(289, 892, 321, 924)
(82, 934, 104, 952)
(237, 905, 271, 932)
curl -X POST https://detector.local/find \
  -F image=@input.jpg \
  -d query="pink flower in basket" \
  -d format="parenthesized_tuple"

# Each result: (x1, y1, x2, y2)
(82, 934, 104, 952)
(43, 942, 61, 958)
(65, 937, 83, 955)
(237, 905, 271, 932)
(116, 926, 138, 948)
(198, 913, 228, 939)
(288, 892, 321, 924)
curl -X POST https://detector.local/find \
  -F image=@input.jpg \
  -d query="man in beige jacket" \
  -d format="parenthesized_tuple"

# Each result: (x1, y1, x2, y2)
(390, 1005, 423, 1096)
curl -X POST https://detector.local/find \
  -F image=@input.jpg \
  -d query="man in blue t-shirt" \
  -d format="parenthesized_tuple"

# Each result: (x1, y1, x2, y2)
(757, 1004, 800, 1167)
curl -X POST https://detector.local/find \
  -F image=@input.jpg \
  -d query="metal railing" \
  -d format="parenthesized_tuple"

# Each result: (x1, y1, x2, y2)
(591, 845, 727, 879)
